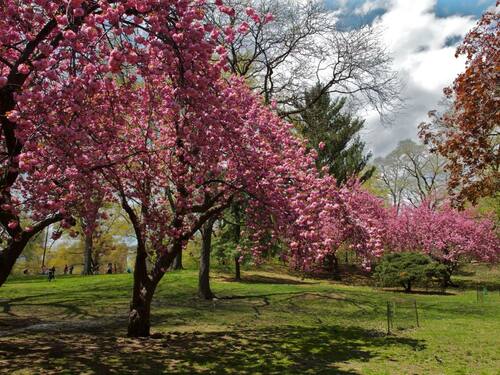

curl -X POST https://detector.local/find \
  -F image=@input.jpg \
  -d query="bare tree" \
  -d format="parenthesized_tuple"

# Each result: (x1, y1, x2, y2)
(206, 0, 401, 118)
(375, 140, 447, 211)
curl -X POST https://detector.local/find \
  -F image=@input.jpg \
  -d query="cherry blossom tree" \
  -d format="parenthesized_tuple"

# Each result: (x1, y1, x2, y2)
(0, 0, 138, 285)
(1, 0, 388, 338)
(387, 202, 500, 286)
(0, 0, 222, 285)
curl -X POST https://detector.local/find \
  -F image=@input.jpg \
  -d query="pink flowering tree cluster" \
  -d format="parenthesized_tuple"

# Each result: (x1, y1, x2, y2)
(0, 0, 241, 284)
(387, 202, 500, 285)
(0, 0, 389, 338)
(0, 0, 144, 284)
(94, 76, 387, 336)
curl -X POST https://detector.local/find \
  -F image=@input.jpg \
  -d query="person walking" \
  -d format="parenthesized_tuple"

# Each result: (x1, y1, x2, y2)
(48, 266, 55, 282)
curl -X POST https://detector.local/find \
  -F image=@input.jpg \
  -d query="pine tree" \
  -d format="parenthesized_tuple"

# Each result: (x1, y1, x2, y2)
(298, 83, 375, 185)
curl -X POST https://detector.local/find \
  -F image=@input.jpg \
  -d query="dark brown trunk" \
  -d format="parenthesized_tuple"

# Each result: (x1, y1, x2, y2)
(41, 227, 49, 270)
(404, 281, 412, 293)
(232, 203, 241, 281)
(0, 240, 28, 286)
(127, 235, 155, 337)
(332, 254, 341, 280)
(198, 217, 215, 299)
(83, 230, 93, 275)
(0, 214, 61, 286)
(123, 194, 229, 337)
(128, 280, 153, 337)
(325, 254, 341, 280)
(172, 250, 183, 270)
(234, 256, 241, 281)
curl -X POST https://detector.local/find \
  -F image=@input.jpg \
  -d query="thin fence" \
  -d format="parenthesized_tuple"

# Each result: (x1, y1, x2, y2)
(386, 299, 420, 335)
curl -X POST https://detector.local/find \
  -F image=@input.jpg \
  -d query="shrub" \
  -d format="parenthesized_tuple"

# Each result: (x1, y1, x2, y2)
(374, 252, 448, 292)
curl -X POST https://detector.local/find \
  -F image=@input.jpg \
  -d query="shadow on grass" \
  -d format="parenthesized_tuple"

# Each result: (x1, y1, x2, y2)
(454, 279, 500, 292)
(220, 274, 315, 285)
(0, 325, 424, 375)
(381, 288, 456, 296)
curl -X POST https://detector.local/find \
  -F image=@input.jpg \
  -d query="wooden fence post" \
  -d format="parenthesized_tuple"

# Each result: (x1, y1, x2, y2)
(414, 300, 419, 327)
(387, 301, 391, 335)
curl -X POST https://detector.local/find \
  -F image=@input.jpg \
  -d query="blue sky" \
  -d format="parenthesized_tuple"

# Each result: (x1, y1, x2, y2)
(325, 0, 495, 28)
(321, 0, 497, 156)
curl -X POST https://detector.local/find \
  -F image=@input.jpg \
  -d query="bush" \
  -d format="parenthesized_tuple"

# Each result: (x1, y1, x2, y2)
(374, 252, 448, 292)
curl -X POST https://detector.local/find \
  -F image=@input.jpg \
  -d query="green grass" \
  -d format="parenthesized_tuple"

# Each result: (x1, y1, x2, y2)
(0, 264, 499, 374)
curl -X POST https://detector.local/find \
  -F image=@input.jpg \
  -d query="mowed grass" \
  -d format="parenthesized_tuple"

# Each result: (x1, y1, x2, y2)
(0, 264, 499, 374)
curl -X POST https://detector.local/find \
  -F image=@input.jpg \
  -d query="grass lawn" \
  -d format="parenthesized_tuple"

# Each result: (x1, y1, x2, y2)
(0, 264, 499, 374)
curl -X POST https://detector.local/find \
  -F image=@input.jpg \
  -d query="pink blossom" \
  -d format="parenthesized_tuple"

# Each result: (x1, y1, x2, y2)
(8, 220, 18, 230)
(18, 64, 30, 74)
(238, 22, 250, 34)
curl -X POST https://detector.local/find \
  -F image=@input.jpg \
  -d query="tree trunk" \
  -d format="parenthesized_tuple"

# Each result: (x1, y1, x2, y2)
(172, 250, 183, 270)
(0, 240, 27, 286)
(128, 280, 153, 337)
(404, 281, 412, 293)
(83, 231, 93, 275)
(41, 227, 49, 270)
(198, 217, 215, 300)
(232, 203, 242, 281)
(325, 254, 341, 280)
(234, 255, 241, 281)
(128, 236, 154, 337)
(332, 254, 341, 280)
(442, 263, 457, 288)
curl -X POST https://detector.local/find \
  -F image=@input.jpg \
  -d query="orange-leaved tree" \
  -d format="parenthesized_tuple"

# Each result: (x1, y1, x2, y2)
(419, 3, 499, 206)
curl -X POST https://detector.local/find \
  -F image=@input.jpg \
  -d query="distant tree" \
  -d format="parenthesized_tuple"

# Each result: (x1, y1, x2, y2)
(419, 6, 499, 206)
(207, 0, 401, 117)
(298, 83, 375, 185)
(374, 252, 448, 292)
(374, 140, 447, 211)
(387, 202, 500, 287)
(171, 251, 184, 270)
(212, 202, 250, 281)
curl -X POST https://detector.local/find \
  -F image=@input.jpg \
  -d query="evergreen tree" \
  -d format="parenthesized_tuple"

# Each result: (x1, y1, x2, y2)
(298, 83, 375, 185)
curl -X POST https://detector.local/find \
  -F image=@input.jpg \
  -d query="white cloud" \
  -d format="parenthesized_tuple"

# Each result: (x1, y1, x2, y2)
(359, 0, 477, 157)
(354, 0, 391, 15)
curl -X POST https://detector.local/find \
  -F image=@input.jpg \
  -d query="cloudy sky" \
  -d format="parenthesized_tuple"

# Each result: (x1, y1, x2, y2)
(324, 0, 496, 157)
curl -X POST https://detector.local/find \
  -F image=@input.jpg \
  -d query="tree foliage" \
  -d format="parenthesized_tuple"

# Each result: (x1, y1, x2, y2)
(374, 252, 448, 292)
(386, 202, 500, 285)
(298, 83, 375, 185)
(419, 5, 499, 205)
(374, 140, 447, 211)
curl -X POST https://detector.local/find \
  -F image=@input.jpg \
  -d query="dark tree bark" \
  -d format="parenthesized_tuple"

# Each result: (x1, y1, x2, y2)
(128, 237, 155, 337)
(171, 250, 183, 270)
(403, 281, 412, 293)
(83, 230, 93, 275)
(234, 256, 241, 281)
(0, 240, 28, 286)
(325, 254, 341, 280)
(332, 254, 341, 280)
(119, 189, 230, 337)
(198, 217, 215, 300)
(0, 214, 62, 286)
(41, 227, 49, 270)
(232, 203, 242, 281)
